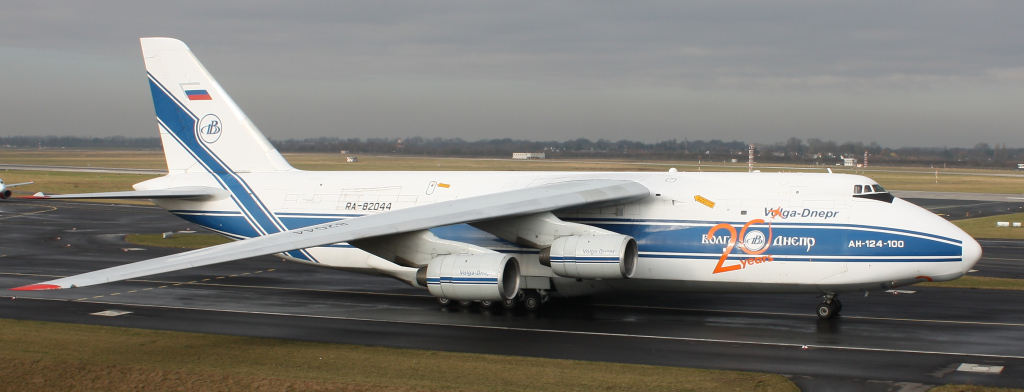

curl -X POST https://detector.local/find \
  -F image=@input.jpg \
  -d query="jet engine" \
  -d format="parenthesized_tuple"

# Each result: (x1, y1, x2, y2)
(1, 189, 10, 199)
(541, 235, 637, 279)
(417, 253, 520, 301)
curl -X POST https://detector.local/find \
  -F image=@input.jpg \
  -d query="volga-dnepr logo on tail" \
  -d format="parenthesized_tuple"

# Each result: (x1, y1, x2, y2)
(197, 114, 223, 144)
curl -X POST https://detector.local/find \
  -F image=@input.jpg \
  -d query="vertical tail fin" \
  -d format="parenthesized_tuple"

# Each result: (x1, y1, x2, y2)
(141, 37, 293, 174)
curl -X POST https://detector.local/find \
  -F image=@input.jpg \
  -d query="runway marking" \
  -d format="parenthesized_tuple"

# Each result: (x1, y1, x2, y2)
(981, 257, 1024, 262)
(38, 297, 1024, 361)
(594, 304, 1024, 328)
(0, 206, 57, 221)
(90, 310, 132, 317)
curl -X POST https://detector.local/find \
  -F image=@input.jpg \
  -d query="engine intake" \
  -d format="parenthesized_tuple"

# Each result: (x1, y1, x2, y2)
(418, 253, 520, 301)
(1, 190, 10, 199)
(542, 235, 637, 279)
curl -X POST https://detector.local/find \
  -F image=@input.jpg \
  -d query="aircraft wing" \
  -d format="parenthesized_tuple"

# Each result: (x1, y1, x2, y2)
(19, 186, 224, 200)
(12, 179, 648, 291)
(6, 182, 33, 188)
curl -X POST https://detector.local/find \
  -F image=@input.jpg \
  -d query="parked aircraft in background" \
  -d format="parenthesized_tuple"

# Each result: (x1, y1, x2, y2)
(0, 179, 32, 199)
(11, 38, 981, 319)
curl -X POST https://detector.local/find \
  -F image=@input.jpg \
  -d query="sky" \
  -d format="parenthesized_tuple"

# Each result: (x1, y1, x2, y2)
(0, 1, 1022, 148)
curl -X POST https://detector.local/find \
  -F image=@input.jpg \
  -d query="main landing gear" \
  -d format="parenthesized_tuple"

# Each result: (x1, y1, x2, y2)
(816, 293, 842, 319)
(437, 289, 549, 313)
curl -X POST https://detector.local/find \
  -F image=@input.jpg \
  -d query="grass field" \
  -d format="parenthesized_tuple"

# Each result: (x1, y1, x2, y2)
(0, 318, 798, 392)
(953, 212, 1024, 240)
(0, 149, 166, 169)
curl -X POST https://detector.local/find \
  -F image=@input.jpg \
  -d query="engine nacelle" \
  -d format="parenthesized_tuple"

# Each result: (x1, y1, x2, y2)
(543, 235, 637, 279)
(1, 189, 10, 199)
(418, 253, 520, 301)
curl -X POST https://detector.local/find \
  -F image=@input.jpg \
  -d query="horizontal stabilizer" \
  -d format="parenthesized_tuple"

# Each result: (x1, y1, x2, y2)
(20, 186, 225, 200)
(11, 179, 649, 290)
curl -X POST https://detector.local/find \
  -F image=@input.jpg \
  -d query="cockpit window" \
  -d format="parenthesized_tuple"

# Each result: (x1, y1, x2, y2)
(853, 183, 894, 203)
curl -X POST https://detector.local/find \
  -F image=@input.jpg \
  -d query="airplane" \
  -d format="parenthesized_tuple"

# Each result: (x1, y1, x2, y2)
(11, 38, 982, 319)
(0, 179, 33, 199)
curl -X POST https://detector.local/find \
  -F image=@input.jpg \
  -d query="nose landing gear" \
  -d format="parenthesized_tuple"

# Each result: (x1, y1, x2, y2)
(816, 293, 842, 319)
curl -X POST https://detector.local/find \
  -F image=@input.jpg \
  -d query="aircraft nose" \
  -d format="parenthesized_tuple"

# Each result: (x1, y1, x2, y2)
(961, 235, 982, 274)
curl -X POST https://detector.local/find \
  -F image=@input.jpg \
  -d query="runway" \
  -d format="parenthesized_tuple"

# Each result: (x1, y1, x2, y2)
(1, 199, 1023, 390)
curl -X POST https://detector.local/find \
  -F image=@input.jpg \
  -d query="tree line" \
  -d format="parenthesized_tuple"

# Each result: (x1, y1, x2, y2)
(2, 135, 1020, 168)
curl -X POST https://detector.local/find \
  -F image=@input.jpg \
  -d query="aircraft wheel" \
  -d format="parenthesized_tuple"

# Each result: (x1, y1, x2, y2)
(816, 302, 837, 319)
(502, 297, 518, 310)
(458, 300, 474, 307)
(522, 291, 543, 312)
(480, 300, 497, 309)
(833, 299, 843, 314)
(437, 297, 454, 307)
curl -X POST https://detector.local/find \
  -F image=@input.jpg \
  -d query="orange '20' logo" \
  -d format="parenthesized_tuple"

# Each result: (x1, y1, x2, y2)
(708, 219, 773, 274)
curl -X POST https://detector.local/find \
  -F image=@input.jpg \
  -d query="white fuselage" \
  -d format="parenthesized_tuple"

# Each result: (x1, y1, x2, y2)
(136, 169, 981, 296)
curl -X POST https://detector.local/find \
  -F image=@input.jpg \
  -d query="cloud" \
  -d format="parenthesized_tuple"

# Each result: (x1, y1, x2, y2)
(0, 1, 1022, 146)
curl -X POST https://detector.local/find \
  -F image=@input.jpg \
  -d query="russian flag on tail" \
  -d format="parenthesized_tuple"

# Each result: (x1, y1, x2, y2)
(180, 82, 212, 100)
(185, 89, 212, 100)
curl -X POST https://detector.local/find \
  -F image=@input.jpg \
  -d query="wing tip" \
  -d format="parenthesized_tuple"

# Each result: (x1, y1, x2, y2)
(10, 284, 62, 291)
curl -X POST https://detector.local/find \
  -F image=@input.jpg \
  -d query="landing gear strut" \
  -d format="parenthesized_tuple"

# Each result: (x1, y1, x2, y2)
(816, 293, 842, 319)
